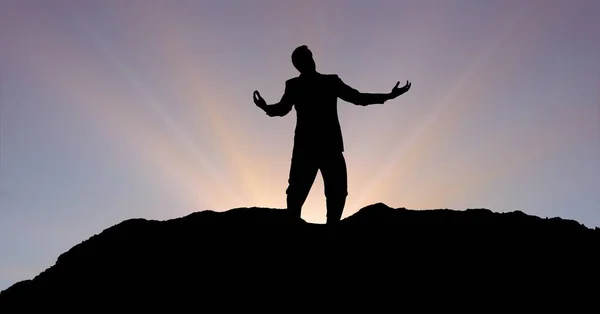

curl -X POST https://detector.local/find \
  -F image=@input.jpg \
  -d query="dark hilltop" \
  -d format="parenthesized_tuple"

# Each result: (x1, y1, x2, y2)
(1, 202, 598, 309)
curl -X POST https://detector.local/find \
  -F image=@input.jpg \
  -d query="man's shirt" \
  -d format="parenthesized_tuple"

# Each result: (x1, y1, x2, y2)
(263, 72, 389, 154)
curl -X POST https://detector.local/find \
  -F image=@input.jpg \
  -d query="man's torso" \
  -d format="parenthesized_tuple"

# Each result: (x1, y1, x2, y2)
(286, 73, 344, 153)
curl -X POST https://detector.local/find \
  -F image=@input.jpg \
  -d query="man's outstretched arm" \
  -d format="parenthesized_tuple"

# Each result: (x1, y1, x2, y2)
(253, 82, 294, 117)
(336, 76, 411, 106)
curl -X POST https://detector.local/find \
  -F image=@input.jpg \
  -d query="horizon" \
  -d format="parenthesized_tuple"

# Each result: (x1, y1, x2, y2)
(1, 0, 600, 291)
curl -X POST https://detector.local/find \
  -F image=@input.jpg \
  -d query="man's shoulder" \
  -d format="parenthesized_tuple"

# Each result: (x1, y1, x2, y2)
(319, 73, 340, 81)
(285, 77, 299, 85)
(286, 73, 339, 81)
(323, 74, 342, 86)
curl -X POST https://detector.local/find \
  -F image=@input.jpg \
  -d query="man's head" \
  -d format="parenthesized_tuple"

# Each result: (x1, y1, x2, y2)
(291, 45, 316, 74)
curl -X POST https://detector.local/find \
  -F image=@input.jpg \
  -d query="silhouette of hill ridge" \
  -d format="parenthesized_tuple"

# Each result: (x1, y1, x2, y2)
(1, 203, 599, 309)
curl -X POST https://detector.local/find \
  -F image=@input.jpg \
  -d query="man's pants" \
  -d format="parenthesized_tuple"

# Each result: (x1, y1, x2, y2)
(286, 150, 348, 224)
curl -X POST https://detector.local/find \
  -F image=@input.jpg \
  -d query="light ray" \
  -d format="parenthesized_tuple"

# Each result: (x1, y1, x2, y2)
(16, 38, 224, 212)
(138, 0, 281, 208)
(61, 0, 246, 207)
(354, 0, 539, 209)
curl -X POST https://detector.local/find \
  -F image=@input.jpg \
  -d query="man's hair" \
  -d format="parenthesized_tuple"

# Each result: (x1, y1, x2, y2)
(291, 45, 311, 68)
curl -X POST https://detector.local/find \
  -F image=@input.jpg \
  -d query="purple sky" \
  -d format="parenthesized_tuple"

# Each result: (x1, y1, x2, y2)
(1, 0, 599, 290)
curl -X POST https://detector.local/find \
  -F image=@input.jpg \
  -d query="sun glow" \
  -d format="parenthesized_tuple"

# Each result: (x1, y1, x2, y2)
(14, 0, 592, 224)
(75, 0, 533, 222)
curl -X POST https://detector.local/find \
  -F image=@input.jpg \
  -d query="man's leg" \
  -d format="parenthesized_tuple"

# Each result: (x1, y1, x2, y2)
(286, 150, 319, 219)
(320, 152, 348, 225)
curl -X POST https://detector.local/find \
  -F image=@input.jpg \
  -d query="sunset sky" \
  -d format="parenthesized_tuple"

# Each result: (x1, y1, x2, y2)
(1, 0, 599, 290)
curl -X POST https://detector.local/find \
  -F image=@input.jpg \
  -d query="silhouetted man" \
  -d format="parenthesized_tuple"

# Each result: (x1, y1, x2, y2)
(253, 45, 411, 225)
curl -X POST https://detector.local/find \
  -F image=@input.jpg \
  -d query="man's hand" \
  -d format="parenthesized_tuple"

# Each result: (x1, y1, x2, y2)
(390, 80, 411, 99)
(253, 90, 267, 109)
